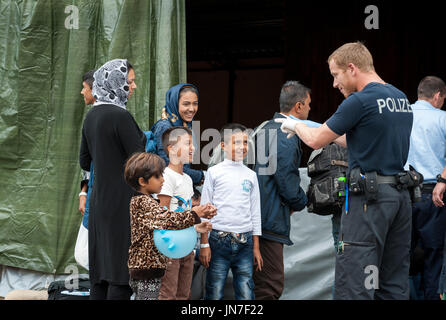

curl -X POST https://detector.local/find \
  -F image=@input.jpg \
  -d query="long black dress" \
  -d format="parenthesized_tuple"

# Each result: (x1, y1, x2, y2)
(79, 104, 146, 286)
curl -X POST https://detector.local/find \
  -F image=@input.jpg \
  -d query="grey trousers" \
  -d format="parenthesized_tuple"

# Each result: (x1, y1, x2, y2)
(334, 184, 412, 300)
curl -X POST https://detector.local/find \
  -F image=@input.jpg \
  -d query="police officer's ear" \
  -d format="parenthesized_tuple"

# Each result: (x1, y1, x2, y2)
(347, 63, 358, 76)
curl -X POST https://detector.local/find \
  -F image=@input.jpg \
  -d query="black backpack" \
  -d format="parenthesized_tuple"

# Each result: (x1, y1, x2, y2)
(306, 143, 348, 216)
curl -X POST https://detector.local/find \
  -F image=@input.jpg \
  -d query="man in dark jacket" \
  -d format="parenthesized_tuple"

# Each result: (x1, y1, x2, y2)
(252, 81, 310, 300)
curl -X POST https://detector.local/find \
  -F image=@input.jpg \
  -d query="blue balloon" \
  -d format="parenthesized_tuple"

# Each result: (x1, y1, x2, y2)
(153, 226, 197, 259)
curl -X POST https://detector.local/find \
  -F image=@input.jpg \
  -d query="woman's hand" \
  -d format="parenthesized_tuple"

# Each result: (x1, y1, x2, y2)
(79, 195, 86, 216)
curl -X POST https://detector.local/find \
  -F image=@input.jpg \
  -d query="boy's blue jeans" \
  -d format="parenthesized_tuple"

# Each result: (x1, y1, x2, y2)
(205, 230, 255, 300)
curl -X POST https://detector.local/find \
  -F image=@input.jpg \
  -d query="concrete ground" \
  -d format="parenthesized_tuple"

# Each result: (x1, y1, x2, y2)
(3, 290, 48, 300)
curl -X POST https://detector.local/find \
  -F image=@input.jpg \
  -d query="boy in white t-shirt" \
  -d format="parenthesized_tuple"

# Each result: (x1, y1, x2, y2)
(200, 123, 263, 300)
(157, 126, 212, 300)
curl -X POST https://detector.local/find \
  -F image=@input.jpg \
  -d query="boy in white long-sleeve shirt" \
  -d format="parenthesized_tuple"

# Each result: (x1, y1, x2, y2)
(200, 123, 263, 300)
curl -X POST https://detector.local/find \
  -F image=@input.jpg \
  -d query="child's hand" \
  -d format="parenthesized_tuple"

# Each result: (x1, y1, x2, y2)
(200, 246, 211, 268)
(203, 203, 217, 219)
(254, 248, 263, 272)
(195, 221, 212, 233)
(193, 203, 217, 219)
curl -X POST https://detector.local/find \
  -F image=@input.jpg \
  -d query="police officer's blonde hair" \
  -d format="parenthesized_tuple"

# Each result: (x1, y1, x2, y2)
(328, 41, 375, 72)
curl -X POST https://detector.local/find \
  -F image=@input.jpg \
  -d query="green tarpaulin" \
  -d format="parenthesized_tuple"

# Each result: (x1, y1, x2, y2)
(0, 0, 186, 274)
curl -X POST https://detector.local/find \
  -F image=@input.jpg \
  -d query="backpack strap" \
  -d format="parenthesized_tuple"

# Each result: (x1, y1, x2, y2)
(251, 120, 270, 137)
(248, 120, 272, 169)
(331, 160, 349, 167)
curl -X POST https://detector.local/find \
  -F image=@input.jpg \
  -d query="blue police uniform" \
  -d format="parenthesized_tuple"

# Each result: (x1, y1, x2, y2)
(326, 82, 413, 299)
(406, 99, 446, 300)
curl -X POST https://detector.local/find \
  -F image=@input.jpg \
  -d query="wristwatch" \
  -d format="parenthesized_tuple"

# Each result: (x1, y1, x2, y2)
(200, 243, 210, 248)
(436, 174, 446, 184)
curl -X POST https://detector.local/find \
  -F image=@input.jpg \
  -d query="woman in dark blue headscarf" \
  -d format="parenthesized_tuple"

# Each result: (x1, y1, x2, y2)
(152, 83, 204, 184)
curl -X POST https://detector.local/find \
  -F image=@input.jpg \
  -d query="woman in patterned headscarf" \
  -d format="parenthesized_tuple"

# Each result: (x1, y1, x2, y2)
(80, 59, 146, 300)
(92, 59, 135, 109)
(151, 83, 204, 185)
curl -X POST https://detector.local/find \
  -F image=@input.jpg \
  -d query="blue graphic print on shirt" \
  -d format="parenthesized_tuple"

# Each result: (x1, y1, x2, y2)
(242, 180, 252, 193)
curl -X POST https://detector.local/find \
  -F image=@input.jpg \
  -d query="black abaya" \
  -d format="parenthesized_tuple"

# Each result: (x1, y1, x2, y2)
(80, 104, 146, 285)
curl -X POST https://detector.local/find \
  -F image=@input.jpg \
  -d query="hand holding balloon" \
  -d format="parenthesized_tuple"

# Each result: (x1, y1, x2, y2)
(153, 204, 216, 259)
(153, 226, 198, 259)
(195, 221, 212, 233)
(153, 206, 215, 259)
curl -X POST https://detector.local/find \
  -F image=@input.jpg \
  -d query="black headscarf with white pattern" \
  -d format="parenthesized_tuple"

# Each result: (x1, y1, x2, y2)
(92, 59, 131, 109)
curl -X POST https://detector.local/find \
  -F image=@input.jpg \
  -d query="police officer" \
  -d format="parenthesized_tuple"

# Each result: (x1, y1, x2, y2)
(276, 42, 414, 299)
(433, 166, 446, 208)
(405, 76, 446, 300)
(435, 165, 446, 299)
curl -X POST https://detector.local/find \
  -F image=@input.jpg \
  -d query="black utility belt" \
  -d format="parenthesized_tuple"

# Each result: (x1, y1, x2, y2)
(348, 168, 423, 203)
(421, 184, 435, 193)
(375, 175, 398, 184)
(348, 170, 393, 195)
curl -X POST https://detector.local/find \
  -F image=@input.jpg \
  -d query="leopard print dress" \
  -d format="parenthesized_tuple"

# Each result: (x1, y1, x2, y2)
(127, 194, 199, 299)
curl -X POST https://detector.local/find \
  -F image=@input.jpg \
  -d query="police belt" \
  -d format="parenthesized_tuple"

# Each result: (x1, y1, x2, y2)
(348, 169, 399, 203)
(376, 175, 398, 184)
(421, 183, 435, 193)
(348, 168, 423, 203)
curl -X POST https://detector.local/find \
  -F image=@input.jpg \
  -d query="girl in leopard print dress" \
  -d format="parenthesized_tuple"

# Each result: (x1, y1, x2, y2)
(124, 152, 216, 300)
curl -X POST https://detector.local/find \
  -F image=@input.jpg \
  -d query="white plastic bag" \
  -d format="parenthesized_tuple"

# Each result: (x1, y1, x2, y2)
(74, 223, 89, 270)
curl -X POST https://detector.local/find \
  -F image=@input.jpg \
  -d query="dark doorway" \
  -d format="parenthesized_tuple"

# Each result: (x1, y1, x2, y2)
(186, 0, 446, 168)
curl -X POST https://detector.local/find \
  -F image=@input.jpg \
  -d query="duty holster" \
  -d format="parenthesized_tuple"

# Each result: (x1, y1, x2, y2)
(348, 168, 378, 203)
(348, 167, 364, 194)
(395, 166, 424, 203)
(364, 171, 378, 203)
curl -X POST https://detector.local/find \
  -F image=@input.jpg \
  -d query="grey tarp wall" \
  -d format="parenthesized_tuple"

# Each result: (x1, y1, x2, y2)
(0, 0, 186, 274)
(281, 168, 335, 299)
